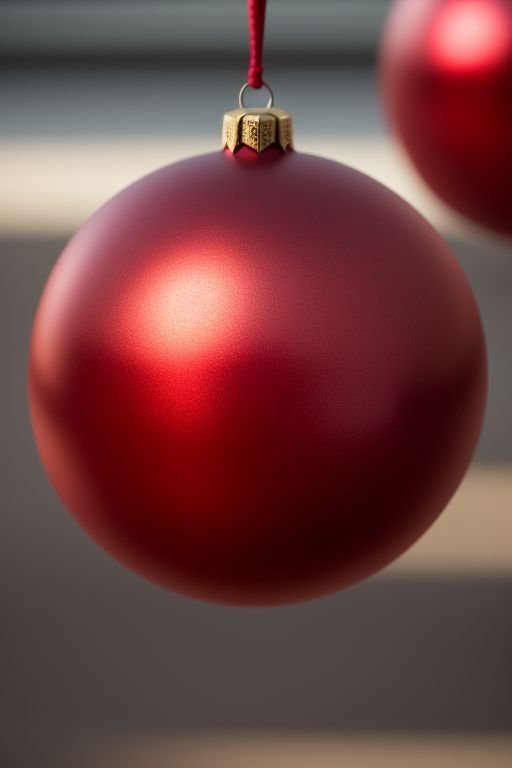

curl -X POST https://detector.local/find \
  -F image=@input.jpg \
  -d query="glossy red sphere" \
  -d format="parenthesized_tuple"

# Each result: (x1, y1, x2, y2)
(29, 146, 486, 605)
(381, 0, 512, 237)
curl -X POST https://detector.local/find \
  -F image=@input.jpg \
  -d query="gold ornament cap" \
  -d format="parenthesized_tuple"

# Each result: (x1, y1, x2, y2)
(223, 83, 293, 154)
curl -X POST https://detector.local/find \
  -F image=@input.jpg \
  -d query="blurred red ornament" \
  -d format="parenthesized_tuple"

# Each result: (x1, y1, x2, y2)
(29, 144, 486, 605)
(381, 0, 512, 237)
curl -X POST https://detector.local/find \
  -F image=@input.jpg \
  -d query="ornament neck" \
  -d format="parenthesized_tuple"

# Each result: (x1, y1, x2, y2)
(222, 87, 293, 154)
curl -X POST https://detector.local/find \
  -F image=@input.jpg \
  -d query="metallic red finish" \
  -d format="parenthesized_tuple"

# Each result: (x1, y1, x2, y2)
(29, 147, 486, 605)
(381, 0, 512, 237)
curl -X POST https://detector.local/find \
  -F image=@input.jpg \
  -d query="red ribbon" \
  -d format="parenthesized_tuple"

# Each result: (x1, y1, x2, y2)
(247, 0, 267, 88)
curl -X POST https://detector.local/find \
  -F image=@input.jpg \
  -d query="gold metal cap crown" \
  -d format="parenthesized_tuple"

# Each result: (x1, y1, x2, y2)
(223, 107, 293, 153)
(223, 83, 293, 153)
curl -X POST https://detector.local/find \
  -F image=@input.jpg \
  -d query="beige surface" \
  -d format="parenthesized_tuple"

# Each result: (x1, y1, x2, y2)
(385, 465, 512, 575)
(0, 135, 491, 239)
(88, 733, 512, 768)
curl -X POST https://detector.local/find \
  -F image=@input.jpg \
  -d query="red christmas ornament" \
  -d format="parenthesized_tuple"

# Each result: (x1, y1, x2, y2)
(29, 145, 486, 604)
(29, 1, 486, 605)
(381, 0, 512, 237)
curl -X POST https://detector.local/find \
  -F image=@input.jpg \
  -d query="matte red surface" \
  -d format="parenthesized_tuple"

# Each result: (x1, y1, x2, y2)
(29, 147, 486, 605)
(381, 0, 512, 237)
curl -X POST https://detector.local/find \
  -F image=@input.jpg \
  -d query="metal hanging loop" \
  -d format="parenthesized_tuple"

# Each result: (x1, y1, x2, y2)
(238, 81, 274, 109)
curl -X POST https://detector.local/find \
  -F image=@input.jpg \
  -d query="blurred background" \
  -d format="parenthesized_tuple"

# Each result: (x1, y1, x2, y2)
(1, 1, 511, 766)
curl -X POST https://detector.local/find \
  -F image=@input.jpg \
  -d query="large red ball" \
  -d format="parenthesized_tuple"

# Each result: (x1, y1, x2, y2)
(381, 0, 512, 237)
(29, 147, 486, 605)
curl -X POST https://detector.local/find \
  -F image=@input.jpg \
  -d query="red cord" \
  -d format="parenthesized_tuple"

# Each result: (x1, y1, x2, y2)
(247, 0, 267, 88)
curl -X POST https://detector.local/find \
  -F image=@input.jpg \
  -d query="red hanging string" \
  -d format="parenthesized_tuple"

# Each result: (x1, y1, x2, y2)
(247, 0, 267, 88)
